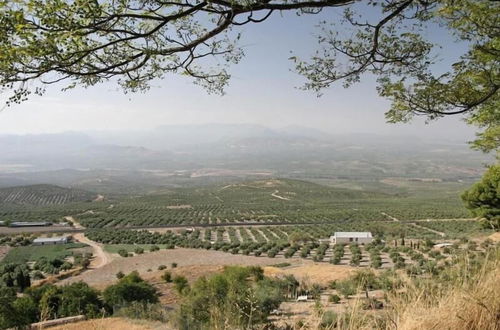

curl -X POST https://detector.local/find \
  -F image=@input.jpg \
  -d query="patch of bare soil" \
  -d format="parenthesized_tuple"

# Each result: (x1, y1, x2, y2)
(488, 232, 500, 242)
(49, 317, 169, 330)
(264, 263, 357, 286)
(0, 246, 11, 262)
(64, 216, 85, 229)
(61, 248, 297, 289)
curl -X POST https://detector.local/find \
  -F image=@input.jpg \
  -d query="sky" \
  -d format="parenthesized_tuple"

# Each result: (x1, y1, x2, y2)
(0, 4, 476, 142)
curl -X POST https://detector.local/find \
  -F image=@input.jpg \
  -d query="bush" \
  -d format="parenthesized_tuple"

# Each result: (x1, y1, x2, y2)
(271, 262, 291, 268)
(172, 275, 189, 294)
(330, 255, 341, 265)
(176, 266, 283, 329)
(32, 271, 45, 280)
(171, 262, 178, 268)
(320, 310, 337, 328)
(158, 265, 167, 270)
(336, 280, 355, 299)
(116, 271, 125, 279)
(114, 302, 168, 322)
(134, 247, 144, 254)
(329, 294, 341, 304)
(161, 271, 172, 283)
(117, 249, 128, 257)
(103, 271, 158, 308)
(150, 245, 160, 252)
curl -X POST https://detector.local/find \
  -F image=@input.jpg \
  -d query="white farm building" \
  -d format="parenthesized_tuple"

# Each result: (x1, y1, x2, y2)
(32, 236, 69, 246)
(330, 232, 373, 245)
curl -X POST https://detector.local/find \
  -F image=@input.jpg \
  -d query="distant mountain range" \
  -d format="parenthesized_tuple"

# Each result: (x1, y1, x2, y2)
(0, 124, 492, 192)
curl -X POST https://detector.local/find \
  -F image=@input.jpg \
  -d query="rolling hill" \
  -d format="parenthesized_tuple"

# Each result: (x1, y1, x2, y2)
(0, 184, 96, 206)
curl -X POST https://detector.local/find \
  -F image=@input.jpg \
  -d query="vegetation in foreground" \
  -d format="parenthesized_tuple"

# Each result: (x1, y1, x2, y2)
(0, 271, 160, 329)
(0, 238, 498, 329)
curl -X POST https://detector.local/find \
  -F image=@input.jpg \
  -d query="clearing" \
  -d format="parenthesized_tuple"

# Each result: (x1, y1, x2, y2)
(60, 248, 307, 289)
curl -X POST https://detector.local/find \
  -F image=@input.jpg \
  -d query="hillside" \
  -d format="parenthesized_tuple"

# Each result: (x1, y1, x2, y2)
(74, 178, 471, 228)
(0, 184, 96, 206)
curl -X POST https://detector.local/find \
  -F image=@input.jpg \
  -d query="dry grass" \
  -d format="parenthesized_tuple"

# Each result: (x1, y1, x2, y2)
(283, 248, 500, 330)
(48, 317, 168, 330)
(392, 253, 500, 330)
(264, 263, 357, 286)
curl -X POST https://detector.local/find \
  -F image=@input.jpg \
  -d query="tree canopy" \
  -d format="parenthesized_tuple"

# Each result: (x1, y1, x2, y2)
(0, 0, 498, 150)
(462, 164, 500, 230)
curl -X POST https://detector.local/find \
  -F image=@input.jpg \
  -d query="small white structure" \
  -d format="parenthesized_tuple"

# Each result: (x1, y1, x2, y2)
(296, 295, 308, 302)
(33, 236, 69, 246)
(330, 232, 373, 245)
(434, 243, 453, 249)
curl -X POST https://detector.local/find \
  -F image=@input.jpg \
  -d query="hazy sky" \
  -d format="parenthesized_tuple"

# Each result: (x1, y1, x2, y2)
(0, 6, 476, 142)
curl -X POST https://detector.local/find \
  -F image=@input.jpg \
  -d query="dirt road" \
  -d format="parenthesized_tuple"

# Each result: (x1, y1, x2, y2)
(271, 190, 290, 201)
(73, 233, 110, 269)
(410, 222, 446, 237)
(64, 216, 85, 229)
(381, 212, 399, 222)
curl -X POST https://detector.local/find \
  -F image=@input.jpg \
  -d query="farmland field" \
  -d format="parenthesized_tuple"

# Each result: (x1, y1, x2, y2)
(0, 184, 96, 206)
(72, 179, 472, 228)
(0, 243, 89, 264)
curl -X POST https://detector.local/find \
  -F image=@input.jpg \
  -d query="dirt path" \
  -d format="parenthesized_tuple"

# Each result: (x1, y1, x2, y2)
(410, 222, 446, 237)
(73, 233, 111, 269)
(381, 212, 399, 222)
(271, 190, 290, 201)
(64, 216, 85, 229)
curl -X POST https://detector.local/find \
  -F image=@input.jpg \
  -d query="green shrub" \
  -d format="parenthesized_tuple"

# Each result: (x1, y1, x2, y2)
(320, 311, 337, 328)
(117, 249, 128, 257)
(161, 271, 172, 283)
(172, 275, 189, 294)
(329, 294, 341, 304)
(103, 271, 158, 308)
(336, 280, 355, 299)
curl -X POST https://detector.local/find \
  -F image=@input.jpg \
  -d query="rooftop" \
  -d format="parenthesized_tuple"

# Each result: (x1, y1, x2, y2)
(332, 232, 373, 238)
(33, 236, 68, 243)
